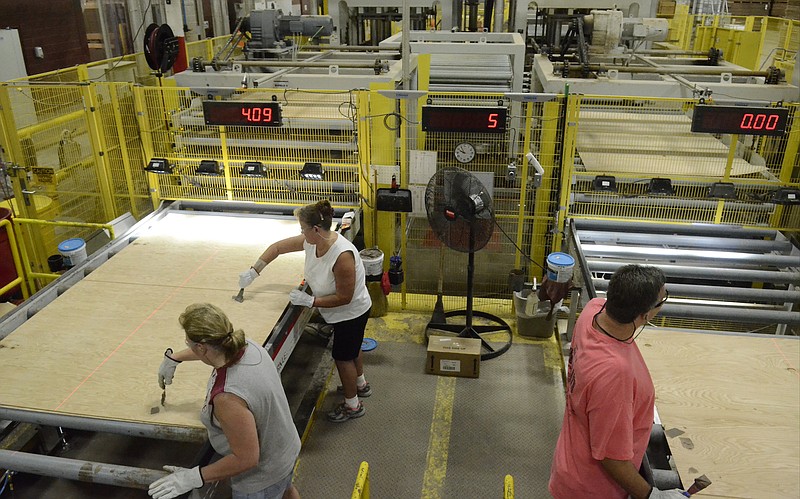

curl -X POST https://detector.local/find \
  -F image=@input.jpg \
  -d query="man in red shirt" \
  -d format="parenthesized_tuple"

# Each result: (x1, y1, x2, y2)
(549, 265, 686, 499)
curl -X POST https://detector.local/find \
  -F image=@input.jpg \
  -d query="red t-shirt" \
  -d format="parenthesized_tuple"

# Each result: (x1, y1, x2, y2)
(549, 298, 655, 499)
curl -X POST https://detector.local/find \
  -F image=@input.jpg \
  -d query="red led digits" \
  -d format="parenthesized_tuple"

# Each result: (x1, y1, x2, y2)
(488, 113, 498, 129)
(740, 113, 780, 131)
(240, 107, 273, 122)
(205, 101, 281, 126)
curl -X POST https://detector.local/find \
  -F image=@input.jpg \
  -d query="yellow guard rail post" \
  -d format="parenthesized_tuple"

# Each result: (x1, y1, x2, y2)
(351, 461, 370, 499)
(504, 474, 514, 499)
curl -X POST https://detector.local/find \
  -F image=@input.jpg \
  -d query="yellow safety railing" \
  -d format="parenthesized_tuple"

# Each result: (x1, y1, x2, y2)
(351, 461, 370, 499)
(0, 217, 30, 300)
(11, 219, 116, 293)
(504, 474, 514, 499)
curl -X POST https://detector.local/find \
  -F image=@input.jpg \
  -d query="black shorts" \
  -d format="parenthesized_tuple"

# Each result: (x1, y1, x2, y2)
(331, 308, 371, 361)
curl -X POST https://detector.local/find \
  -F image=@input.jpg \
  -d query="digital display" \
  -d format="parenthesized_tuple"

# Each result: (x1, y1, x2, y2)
(421, 106, 507, 133)
(202, 101, 282, 127)
(691, 105, 788, 136)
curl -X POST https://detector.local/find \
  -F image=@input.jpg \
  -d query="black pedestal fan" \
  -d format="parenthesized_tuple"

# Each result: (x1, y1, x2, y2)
(424, 167, 512, 360)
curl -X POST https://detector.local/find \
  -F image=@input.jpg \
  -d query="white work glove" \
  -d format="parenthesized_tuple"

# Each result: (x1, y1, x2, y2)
(649, 487, 689, 498)
(239, 267, 259, 289)
(158, 348, 181, 389)
(148, 465, 204, 499)
(289, 289, 315, 308)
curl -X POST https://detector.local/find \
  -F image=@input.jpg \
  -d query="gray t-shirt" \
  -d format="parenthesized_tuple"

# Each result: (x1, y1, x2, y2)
(200, 339, 301, 493)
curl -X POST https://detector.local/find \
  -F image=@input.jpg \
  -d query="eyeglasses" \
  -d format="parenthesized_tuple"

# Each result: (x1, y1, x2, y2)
(653, 290, 669, 309)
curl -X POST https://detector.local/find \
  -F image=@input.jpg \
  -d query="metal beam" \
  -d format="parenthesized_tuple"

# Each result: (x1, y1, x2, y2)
(586, 259, 800, 285)
(592, 279, 800, 303)
(0, 449, 168, 490)
(573, 218, 777, 238)
(582, 244, 799, 268)
(656, 303, 800, 325)
(0, 407, 206, 443)
(577, 230, 793, 253)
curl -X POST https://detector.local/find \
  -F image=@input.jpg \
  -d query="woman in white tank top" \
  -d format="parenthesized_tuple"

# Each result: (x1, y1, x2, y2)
(238, 200, 372, 423)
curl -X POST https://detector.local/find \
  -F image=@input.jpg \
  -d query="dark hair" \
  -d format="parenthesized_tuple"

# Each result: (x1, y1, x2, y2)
(179, 303, 247, 361)
(295, 199, 334, 231)
(605, 265, 665, 323)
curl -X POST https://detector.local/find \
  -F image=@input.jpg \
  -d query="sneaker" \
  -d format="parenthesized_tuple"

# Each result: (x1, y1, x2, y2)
(336, 382, 372, 397)
(327, 402, 365, 422)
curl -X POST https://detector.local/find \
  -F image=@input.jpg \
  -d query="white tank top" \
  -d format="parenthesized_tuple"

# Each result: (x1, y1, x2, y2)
(303, 233, 372, 323)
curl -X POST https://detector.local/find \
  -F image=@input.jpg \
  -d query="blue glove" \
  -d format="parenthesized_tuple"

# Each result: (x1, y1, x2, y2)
(148, 465, 203, 499)
(289, 289, 314, 308)
(158, 348, 181, 389)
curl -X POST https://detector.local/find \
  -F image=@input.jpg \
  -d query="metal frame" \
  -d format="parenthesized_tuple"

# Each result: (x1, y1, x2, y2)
(568, 217, 800, 332)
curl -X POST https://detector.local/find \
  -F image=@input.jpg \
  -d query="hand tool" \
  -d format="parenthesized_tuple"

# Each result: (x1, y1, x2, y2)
(685, 475, 711, 496)
(232, 288, 244, 302)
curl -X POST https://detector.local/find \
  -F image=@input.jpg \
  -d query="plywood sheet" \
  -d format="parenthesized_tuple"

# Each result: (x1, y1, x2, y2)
(0, 212, 307, 429)
(638, 329, 800, 499)
(576, 110, 767, 177)
(578, 151, 766, 177)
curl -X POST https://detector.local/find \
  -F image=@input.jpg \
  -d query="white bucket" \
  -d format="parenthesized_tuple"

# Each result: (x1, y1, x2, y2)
(58, 238, 87, 268)
(359, 248, 384, 278)
(546, 252, 575, 283)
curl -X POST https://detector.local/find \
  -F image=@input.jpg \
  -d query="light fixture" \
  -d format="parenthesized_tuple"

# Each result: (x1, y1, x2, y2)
(240, 161, 267, 178)
(707, 182, 737, 200)
(592, 175, 616, 192)
(648, 178, 674, 195)
(197, 159, 222, 176)
(144, 158, 172, 174)
(771, 188, 800, 205)
(300, 162, 324, 181)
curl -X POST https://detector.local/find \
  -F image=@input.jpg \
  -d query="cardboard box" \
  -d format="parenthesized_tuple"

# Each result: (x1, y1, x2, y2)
(425, 336, 481, 378)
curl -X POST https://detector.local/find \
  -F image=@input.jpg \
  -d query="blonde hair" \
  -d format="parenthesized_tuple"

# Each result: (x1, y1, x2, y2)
(179, 303, 247, 361)
(295, 199, 334, 230)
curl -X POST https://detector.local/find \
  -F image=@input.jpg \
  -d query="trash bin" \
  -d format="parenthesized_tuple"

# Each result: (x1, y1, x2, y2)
(513, 289, 558, 338)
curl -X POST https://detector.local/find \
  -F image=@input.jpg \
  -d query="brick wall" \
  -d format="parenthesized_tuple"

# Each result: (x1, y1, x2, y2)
(0, 0, 90, 76)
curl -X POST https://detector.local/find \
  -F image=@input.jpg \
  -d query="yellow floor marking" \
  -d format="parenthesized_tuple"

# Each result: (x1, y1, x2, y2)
(421, 375, 456, 499)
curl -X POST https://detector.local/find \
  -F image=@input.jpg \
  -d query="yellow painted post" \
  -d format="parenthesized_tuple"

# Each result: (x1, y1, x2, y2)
(514, 101, 534, 270)
(531, 98, 563, 276)
(351, 461, 370, 499)
(108, 83, 145, 218)
(554, 93, 580, 253)
(770, 104, 800, 228)
(81, 84, 118, 221)
(367, 83, 398, 253)
(132, 87, 162, 210)
(503, 474, 514, 499)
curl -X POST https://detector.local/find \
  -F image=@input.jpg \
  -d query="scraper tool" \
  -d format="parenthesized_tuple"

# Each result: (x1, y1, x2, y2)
(233, 288, 244, 302)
